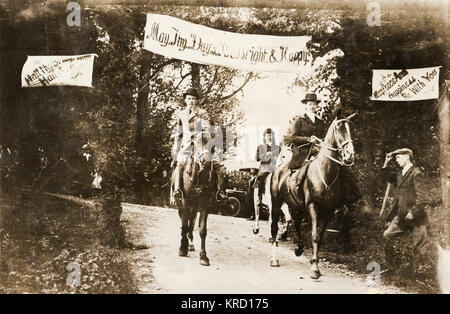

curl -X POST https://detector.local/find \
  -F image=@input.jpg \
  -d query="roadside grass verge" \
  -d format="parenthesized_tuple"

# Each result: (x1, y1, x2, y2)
(0, 191, 138, 294)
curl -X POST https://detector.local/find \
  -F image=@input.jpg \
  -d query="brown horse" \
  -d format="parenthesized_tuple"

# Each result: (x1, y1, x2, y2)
(270, 114, 356, 279)
(170, 144, 224, 266)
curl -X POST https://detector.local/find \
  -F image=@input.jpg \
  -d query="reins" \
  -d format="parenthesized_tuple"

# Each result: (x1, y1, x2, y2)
(310, 119, 354, 167)
(309, 119, 354, 190)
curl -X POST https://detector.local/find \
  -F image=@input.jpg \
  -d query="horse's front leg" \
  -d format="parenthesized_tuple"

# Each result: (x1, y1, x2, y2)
(317, 212, 331, 248)
(278, 203, 291, 241)
(253, 187, 260, 234)
(292, 211, 304, 257)
(270, 203, 281, 267)
(178, 208, 189, 257)
(198, 207, 210, 266)
(309, 203, 321, 279)
(188, 208, 197, 251)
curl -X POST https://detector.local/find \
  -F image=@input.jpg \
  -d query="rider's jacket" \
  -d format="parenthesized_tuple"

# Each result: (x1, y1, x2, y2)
(287, 113, 326, 169)
(255, 143, 280, 175)
(172, 105, 218, 163)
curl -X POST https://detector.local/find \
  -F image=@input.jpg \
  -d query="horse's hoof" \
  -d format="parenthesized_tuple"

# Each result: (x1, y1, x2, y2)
(252, 228, 259, 235)
(200, 257, 210, 266)
(178, 247, 188, 257)
(294, 246, 304, 257)
(188, 244, 195, 251)
(310, 270, 321, 279)
(270, 259, 280, 267)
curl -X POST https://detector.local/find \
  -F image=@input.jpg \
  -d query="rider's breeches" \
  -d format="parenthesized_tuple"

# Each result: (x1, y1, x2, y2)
(174, 162, 185, 192)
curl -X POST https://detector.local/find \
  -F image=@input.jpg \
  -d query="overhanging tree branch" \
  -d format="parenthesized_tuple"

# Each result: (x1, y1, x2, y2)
(175, 71, 192, 90)
(219, 72, 253, 100)
(149, 59, 178, 80)
(136, 59, 178, 94)
(203, 67, 220, 96)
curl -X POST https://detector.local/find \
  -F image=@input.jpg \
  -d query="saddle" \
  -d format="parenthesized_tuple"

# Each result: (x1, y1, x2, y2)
(284, 162, 309, 209)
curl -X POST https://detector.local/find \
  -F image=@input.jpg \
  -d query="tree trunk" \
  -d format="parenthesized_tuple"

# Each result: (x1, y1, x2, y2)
(439, 81, 449, 240)
(191, 62, 200, 92)
(136, 51, 153, 157)
(135, 51, 153, 202)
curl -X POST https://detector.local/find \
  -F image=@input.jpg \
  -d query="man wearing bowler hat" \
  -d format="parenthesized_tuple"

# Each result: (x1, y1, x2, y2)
(287, 92, 326, 172)
(381, 148, 430, 268)
(286, 93, 363, 245)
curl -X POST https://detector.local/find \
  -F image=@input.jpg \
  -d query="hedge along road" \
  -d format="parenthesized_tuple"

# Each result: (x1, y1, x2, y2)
(122, 203, 405, 294)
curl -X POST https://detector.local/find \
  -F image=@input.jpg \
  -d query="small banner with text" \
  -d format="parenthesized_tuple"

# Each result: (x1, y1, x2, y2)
(21, 54, 96, 88)
(371, 67, 440, 101)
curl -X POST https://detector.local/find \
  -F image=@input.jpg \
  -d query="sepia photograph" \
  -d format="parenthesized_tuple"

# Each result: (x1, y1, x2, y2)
(0, 0, 449, 297)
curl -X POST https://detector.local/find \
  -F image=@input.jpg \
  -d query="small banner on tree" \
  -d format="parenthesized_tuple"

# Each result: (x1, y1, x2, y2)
(21, 54, 97, 88)
(143, 14, 311, 73)
(371, 67, 440, 101)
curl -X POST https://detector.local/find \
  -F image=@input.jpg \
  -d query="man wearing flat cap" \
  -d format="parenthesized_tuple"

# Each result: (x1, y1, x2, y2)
(381, 148, 429, 267)
(171, 87, 226, 202)
(254, 128, 280, 206)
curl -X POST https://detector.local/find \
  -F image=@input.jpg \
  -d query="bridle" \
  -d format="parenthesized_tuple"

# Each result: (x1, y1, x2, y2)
(311, 119, 354, 190)
(312, 118, 354, 167)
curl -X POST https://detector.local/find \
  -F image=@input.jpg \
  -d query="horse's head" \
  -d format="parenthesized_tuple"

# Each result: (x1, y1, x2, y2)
(197, 150, 223, 192)
(326, 113, 356, 166)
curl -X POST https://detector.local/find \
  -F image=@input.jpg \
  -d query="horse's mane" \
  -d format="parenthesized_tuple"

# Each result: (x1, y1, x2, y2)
(323, 118, 348, 145)
(323, 118, 338, 144)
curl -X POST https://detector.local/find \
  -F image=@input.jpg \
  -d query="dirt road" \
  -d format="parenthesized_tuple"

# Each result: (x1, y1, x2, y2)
(122, 204, 404, 294)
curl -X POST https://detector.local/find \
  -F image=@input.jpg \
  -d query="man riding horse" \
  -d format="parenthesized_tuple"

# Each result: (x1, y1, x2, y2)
(267, 101, 359, 278)
(286, 93, 326, 174)
(170, 87, 226, 266)
(285, 93, 362, 243)
(171, 87, 226, 203)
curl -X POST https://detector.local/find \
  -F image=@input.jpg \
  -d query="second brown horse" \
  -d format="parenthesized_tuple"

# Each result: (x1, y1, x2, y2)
(269, 114, 356, 279)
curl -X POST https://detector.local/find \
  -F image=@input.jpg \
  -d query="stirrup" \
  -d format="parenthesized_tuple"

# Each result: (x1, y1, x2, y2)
(173, 189, 183, 200)
(215, 191, 227, 201)
(194, 187, 202, 193)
